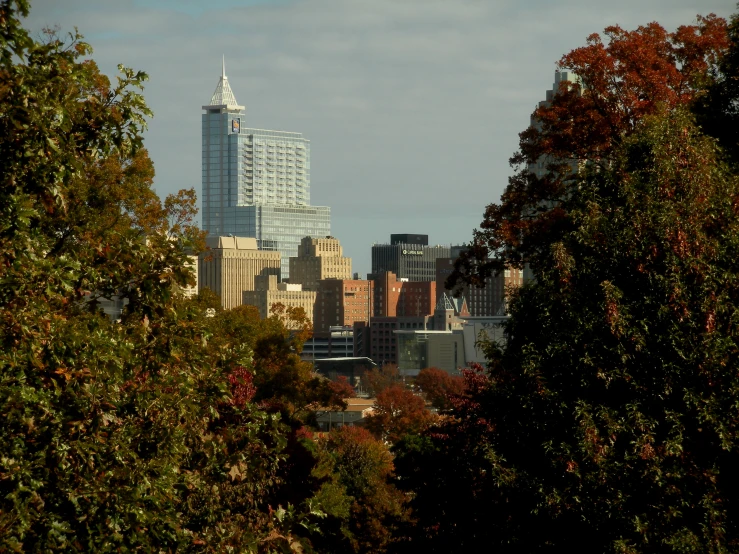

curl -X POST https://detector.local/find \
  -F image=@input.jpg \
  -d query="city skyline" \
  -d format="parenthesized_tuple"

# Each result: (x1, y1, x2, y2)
(25, 0, 733, 277)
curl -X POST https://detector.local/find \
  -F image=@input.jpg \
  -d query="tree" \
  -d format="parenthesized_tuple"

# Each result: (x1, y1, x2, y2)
(694, 6, 739, 165)
(310, 427, 411, 554)
(362, 363, 401, 397)
(0, 4, 318, 551)
(451, 14, 730, 286)
(396, 10, 739, 551)
(329, 375, 356, 399)
(398, 107, 739, 551)
(414, 367, 465, 411)
(365, 385, 436, 443)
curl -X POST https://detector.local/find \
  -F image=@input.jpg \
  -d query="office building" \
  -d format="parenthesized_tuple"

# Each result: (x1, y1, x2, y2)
(373, 271, 436, 318)
(202, 59, 330, 277)
(302, 326, 356, 361)
(242, 274, 316, 326)
(198, 236, 281, 310)
(314, 278, 374, 333)
(371, 234, 450, 282)
(289, 236, 352, 291)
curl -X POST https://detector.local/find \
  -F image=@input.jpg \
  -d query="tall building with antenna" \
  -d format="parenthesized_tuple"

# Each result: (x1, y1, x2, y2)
(201, 58, 330, 278)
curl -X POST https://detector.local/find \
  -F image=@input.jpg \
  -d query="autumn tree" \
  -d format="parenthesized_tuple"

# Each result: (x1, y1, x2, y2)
(329, 375, 356, 399)
(396, 9, 739, 552)
(310, 427, 411, 554)
(365, 385, 436, 443)
(414, 367, 465, 411)
(451, 14, 730, 285)
(0, 3, 319, 551)
(362, 363, 402, 396)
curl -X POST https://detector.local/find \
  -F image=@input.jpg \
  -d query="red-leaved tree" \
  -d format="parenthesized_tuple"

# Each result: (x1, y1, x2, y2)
(365, 385, 436, 443)
(452, 15, 730, 286)
(414, 367, 465, 411)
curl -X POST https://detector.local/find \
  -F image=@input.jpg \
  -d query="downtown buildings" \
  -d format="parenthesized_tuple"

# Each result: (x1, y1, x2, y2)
(201, 60, 330, 278)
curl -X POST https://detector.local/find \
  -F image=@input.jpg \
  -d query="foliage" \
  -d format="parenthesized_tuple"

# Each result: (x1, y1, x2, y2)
(310, 427, 411, 554)
(365, 385, 437, 444)
(399, 9, 739, 552)
(414, 367, 465, 411)
(362, 363, 402, 397)
(329, 375, 356, 399)
(399, 106, 739, 551)
(451, 14, 730, 285)
(694, 7, 739, 165)
(0, 4, 318, 551)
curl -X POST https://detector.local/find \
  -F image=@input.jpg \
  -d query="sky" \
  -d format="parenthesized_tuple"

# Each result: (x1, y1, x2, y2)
(25, 0, 736, 277)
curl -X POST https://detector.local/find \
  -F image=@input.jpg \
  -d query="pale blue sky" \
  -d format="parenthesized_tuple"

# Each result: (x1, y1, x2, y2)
(26, 0, 736, 277)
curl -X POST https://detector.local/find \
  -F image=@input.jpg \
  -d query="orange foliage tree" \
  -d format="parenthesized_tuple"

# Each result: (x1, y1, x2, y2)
(451, 14, 730, 286)
(365, 385, 436, 443)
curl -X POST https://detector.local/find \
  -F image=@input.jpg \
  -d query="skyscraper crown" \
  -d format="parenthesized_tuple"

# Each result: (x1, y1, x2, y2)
(209, 56, 244, 110)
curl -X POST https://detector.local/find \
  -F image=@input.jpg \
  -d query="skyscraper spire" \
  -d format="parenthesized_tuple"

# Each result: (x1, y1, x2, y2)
(209, 56, 243, 110)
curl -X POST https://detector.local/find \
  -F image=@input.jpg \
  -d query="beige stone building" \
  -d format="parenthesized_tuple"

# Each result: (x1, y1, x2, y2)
(243, 274, 317, 327)
(288, 236, 352, 291)
(198, 236, 281, 310)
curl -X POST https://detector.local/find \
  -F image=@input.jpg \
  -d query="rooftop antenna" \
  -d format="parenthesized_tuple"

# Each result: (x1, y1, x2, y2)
(222, 55, 226, 79)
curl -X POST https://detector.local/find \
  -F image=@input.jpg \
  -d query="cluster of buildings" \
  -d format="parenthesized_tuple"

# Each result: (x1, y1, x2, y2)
(195, 61, 526, 377)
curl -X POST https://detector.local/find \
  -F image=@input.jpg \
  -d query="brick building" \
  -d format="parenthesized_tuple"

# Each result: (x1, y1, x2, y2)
(373, 271, 435, 318)
(314, 278, 374, 333)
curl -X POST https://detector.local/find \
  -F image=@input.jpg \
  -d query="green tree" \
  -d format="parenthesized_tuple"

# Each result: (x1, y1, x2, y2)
(311, 427, 411, 554)
(397, 10, 739, 552)
(0, 4, 316, 551)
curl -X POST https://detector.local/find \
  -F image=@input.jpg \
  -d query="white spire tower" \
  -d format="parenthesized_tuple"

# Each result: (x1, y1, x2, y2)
(209, 55, 244, 110)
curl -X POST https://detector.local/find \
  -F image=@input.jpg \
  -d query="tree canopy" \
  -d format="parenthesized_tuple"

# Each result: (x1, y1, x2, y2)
(399, 8, 739, 553)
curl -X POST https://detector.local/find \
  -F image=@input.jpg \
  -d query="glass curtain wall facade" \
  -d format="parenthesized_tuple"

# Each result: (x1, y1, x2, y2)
(202, 62, 329, 277)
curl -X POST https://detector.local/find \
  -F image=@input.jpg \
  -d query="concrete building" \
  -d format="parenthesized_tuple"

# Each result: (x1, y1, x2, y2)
(353, 316, 433, 367)
(436, 246, 523, 317)
(198, 236, 281, 310)
(302, 326, 355, 361)
(289, 236, 352, 291)
(371, 234, 450, 282)
(201, 59, 330, 278)
(373, 271, 435, 318)
(396, 330, 465, 377)
(242, 274, 316, 326)
(314, 278, 374, 333)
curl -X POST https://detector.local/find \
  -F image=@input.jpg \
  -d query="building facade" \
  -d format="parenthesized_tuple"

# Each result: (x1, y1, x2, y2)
(198, 236, 281, 310)
(353, 316, 433, 367)
(371, 234, 450, 282)
(373, 271, 436, 318)
(201, 60, 330, 278)
(242, 274, 316, 326)
(289, 236, 352, 291)
(314, 278, 374, 333)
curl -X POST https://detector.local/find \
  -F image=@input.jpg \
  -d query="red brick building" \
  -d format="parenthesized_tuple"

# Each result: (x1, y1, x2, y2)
(373, 271, 436, 318)
(314, 279, 374, 333)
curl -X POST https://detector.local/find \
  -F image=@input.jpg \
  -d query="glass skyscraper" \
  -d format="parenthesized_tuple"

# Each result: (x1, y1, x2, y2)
(202, 60, 330, 277)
